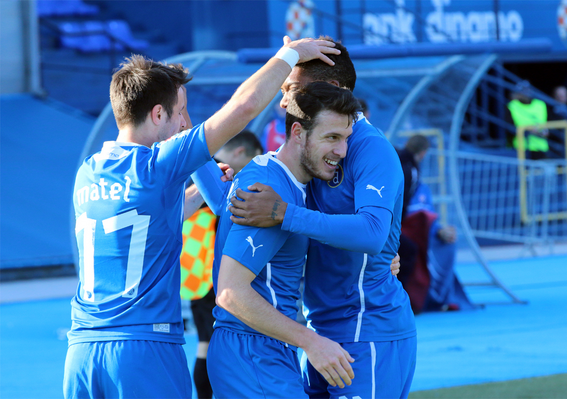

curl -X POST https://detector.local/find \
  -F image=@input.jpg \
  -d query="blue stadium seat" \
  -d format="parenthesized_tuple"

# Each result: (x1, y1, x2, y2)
(106, 20, 149, 51)
(58, 20, 148, 53)
(82, 21, 112, 52)
(37, 0, 99, 17)
(58, 21, 111, 53)
(58, 21, 86, 50)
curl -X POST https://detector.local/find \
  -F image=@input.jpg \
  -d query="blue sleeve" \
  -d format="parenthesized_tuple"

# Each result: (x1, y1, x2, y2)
(153, 122, 212, 187)
(223, 223, 290, 275)
(191, 158, 231, 215)
(223, 168, 293, 274)
(350, 134, 403, 214)
(282, 204, 391, 255)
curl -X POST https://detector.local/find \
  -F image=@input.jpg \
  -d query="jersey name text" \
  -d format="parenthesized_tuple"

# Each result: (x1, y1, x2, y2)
(76, 176, 132, 206)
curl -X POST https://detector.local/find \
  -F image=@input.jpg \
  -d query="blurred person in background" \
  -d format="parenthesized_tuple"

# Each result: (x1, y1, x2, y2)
(547, 85, 567, 158)
(396, 135, 472, 314)
(506, 80, 549, 160)
(261, 101, 287, 152)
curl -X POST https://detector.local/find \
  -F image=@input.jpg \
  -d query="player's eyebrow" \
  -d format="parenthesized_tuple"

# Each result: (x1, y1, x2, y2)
(282, 80, 300, 89)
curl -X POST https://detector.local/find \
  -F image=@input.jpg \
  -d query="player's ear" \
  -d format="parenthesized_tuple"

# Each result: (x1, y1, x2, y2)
(232, 146, 247, 161)
(291, 122, 303, 143)
(150, 104, 164, 125)
(233, 146, 246, 157)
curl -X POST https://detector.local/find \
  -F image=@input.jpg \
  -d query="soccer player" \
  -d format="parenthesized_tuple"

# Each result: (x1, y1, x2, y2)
(191, 82, 360, 398)
(229, 37, 417, 399)
(63, 37, 340, 399)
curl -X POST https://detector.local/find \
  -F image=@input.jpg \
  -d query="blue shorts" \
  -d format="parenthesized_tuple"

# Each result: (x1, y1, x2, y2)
(208, 328, 307, 399)
(302, 337, 417, 399)
(63, 340, 192, 399)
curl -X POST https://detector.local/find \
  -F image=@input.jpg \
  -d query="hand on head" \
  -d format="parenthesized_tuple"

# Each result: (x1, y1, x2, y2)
(283, 36, 340, 66)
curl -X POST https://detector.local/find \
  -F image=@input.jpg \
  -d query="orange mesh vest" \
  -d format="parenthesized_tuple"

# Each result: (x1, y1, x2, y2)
(180, 207, 217, 300)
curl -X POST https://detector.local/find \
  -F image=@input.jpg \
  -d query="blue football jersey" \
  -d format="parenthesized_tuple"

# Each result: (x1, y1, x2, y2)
(69, 124, 211, 345)
(303, 113, 416, 343)
(211, 153, 309, 336)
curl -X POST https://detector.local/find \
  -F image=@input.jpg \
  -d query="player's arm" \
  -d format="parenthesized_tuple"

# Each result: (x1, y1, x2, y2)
(190, 158, 234, 215)
(184, 184, 205, 220)
(229, 184, 390, 255)
(216, 254, 355, 388)
(185, 160, 235, 218)
(203, 37, 339, 155)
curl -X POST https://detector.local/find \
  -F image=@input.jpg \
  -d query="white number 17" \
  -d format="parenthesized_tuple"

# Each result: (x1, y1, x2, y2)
(76, 209, 150, 302)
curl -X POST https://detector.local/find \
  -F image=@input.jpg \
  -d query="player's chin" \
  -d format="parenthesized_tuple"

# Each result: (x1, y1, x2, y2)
(317, 170, 336, 182)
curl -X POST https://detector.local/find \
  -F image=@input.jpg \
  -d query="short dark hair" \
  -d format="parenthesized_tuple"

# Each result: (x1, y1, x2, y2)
(405, 135, 430, 155)
(295, 36, 356, 91)
(223, 130, 264, 156)
(357, 98, 368, 114)
(110, 55, 191, 129)
(285, 81, 359, 140)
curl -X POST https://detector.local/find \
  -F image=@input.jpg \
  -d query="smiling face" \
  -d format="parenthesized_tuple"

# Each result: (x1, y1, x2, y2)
(156, 86, 188, 142)
(298, 110, 352, 182)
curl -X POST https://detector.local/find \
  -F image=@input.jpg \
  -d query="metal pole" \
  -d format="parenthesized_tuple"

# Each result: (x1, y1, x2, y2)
(493, 0, 500, 41)
(335, 0, 343, 42)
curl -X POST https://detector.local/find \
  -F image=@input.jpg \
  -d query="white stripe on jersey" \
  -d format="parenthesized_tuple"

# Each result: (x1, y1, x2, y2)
(354, 254, 368, 342)
(266, 262, 278, 309)
(253, 152, 307, 203)
(370, 341, 377, 399)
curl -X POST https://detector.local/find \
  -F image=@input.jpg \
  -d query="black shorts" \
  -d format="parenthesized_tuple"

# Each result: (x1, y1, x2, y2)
(190, 288, 216, 342)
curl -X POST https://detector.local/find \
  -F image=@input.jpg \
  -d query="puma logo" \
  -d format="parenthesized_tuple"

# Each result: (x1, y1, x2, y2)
(246, 236, 264, 257)
(366, 184, 385, 198)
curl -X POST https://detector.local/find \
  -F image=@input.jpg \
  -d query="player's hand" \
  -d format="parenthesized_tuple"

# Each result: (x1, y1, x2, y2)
(217, 163, 235, 182)
(303, 335, 355, 389)
(390, 253, 401, 277)
(229, 183, 287, 227)
(437, 226, 457, 244)
(283, 36, 340, 66)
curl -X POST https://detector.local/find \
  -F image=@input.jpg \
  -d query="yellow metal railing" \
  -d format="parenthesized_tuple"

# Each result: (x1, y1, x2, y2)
(397, 128, 447, 224)
(516, 120, 567, 223)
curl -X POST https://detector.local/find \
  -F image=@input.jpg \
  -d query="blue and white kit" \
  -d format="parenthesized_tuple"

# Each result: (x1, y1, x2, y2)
(193, 152, 310, 398)
(281, 113, 417, 398)
(69, 123, 210, 344)
(64, 124, 211, 398)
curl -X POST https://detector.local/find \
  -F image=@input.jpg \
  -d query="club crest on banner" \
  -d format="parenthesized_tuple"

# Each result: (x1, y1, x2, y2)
(558, 0, 567, 44)
(286, 0, 315, 40)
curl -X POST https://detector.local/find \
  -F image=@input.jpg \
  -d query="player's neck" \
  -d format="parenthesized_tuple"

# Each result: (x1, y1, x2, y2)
(116, 124, 156, 148)
(276, 144, 312, 184)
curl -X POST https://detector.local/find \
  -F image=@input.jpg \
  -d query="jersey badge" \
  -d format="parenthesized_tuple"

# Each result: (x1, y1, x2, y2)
(327, 164, 344, 188)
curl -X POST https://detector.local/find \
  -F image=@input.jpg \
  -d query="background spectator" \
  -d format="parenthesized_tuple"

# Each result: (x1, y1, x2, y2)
(506, 80, 549, 160)
(396, 135, 472, 313)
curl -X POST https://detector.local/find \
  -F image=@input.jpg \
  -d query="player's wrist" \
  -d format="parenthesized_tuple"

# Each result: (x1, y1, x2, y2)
(275, 47, 299, 70)
(276, 201, 287, 224)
